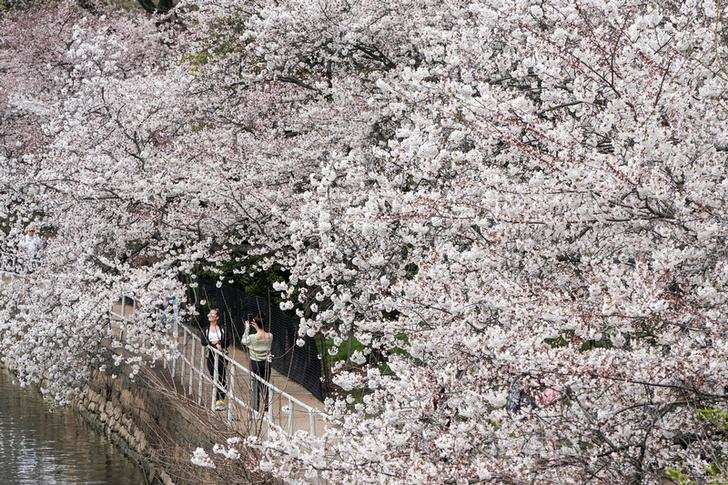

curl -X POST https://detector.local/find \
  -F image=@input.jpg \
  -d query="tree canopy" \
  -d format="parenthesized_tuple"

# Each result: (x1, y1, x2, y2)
(1, 0, 726, 482)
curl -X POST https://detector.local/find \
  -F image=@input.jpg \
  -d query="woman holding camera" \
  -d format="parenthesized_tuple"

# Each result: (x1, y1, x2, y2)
(241, 316, 273, 412)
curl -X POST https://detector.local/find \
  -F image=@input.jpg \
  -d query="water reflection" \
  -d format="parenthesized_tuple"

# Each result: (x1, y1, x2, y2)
(0, 371, 146, 484)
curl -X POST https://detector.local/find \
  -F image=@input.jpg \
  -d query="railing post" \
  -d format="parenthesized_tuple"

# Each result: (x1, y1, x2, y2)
(189, 335, 196, 396)
(309, 409, 316, 436)
(267, 379, 274, 423)
(171, 298, 178, 378)
(172, 296, 179, 336)
(198, 344, 205, 405)
(121, 292, 126, 343)
(211, 350, 219, 410)
(181, 326, 188, 385)
(227, 364, 235, 424)
(249, 370, 255, 422)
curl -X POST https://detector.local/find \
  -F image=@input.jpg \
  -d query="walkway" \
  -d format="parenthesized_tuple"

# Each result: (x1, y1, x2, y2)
(111, 299, 326, 438)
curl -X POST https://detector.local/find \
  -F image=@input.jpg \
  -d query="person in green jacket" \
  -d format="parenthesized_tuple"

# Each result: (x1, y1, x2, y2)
(242, 315, 273, 412)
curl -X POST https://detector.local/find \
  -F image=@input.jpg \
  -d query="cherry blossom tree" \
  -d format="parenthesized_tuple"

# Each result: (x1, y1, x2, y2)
(1, 0, 727, 483)
(0, 0, 190, 397)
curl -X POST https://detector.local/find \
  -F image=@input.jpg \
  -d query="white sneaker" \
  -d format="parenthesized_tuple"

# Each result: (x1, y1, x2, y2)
(214, 399, 226, 411)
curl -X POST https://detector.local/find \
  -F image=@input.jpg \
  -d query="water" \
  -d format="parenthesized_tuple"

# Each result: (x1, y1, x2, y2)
(0, 370, 147, 485)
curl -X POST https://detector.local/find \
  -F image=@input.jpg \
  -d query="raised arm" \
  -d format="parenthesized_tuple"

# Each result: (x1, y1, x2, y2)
(240, 320, 251, 346)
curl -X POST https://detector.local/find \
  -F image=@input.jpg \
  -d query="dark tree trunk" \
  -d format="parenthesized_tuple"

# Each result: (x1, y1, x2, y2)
(136, 0, 174, 14)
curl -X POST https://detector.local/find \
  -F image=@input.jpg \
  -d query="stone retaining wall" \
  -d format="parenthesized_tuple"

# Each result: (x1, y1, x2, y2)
(76, 385, 173, 484)
(72, 366, 228, 485)
(2, 358, 264, 484)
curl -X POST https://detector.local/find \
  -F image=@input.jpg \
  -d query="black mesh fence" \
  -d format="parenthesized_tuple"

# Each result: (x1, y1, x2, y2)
(186, 281, 324, 401)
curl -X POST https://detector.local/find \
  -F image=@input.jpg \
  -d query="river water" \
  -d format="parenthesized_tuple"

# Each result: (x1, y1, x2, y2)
(0, 370, 147, 485)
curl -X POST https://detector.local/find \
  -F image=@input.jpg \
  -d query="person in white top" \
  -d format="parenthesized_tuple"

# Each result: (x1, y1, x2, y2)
(201, 309, 232, 411)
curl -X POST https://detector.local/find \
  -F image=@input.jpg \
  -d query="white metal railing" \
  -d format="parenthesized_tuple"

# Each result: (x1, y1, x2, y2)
(109, 293, 326, 438)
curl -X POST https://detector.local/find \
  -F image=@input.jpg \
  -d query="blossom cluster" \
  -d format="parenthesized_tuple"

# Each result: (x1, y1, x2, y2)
(1, 0, 726, 482)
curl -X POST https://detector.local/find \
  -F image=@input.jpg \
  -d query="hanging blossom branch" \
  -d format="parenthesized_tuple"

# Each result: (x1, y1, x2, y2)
(0, 0, 726, 483)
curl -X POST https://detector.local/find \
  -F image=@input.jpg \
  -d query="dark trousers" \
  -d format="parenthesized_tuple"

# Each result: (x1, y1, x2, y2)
(206, 350, 227, 401)
(250, 359, 270, 411)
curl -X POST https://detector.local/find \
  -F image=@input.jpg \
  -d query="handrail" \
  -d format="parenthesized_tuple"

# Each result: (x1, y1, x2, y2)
(109, 294, 326, 438)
